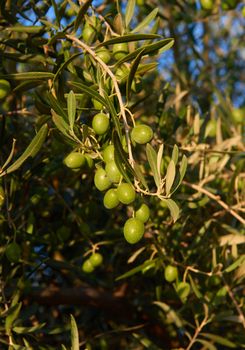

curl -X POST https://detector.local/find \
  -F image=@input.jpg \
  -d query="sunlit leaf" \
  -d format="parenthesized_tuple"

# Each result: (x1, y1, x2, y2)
(161, 198, 179, 222)
(132, 8, 158, 33)
(116, 259, 158, 281)
(166, 160, 176, 195)
(67, 90, 76, 129)
(125, 0, 136, 28)
(70, 315, 79, 350)
(146, 144, 160, 188)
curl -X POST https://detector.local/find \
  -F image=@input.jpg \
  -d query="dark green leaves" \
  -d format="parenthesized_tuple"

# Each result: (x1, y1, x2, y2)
(0, 124, 48, 177)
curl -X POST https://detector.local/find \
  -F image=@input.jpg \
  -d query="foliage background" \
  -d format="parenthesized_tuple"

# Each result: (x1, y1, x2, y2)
(0, 0, 244, 349)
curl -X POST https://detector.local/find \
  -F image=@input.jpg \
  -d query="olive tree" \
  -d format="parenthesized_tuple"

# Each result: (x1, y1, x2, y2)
(0, 0, 244, 349)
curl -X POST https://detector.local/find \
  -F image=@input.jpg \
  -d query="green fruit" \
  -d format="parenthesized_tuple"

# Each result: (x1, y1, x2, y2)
(82, 259, 94, 273)
(96, 48, 111, 64)
(89, 253, 103, 267)
(64, 152, 86, 169)
(115, 65, 129, 84)
(200, 0, 213, 10)
(103, 144, 115, 163)
(205, 120, 217, 138)
(92, 98, 103, 110)
(123, 218, 144, 244)
(0, 79, 11, 100)
(232, 108, 244, 124)
(103, 188, 120, 209)
(0, 186, 5, 207)
(94, 168, 111, 191)
(82, 26, 96, 44)
(92, 113, 110, 135)
(5, 242, 21, 263)
(117, 183, 136, 205)
(164, 265, 178, 282)
(176, 282, 191, 300)
(113, 42, 128, 60)
(131, 125, 153, 144)
(135, 203, 150, 223)
(105, 161, 121, 183)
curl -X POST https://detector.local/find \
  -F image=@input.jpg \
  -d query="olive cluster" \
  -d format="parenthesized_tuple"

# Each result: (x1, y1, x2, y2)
(82, 252, 103, 273)
(164, 265, 191, 302)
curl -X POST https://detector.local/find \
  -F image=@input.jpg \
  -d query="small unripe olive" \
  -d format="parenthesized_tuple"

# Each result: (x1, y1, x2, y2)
(92, 98, 104, 110)
(103, 144, 115, 163)
(64, 152, 86, 169)
(94, 168, 111, 191)
(123, 218, 144, 244)
(115, 64, 129, 84)
(117, 183, 136, 205)
(5, 242, 21, 263)
(82, 259, 94, 273)
(103, 188, 120, 209)
(105, 161, 121, 183)
(176, 282, 191, 300)
(200, 0, 213, 10)
(92, 113, 110, 135)
(89, 253, 103, 267)
(131, 125, 153, 144)
(96, 48, 111, 64)
(164, 265, 178, 282)
(113, 42, 129, 60)
(135, 203, 150, 223)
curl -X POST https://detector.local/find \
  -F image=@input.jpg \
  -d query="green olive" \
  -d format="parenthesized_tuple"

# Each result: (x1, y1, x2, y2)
(89, 253, 103, 267)
(113, 42, 129, 60)
(92, 113, 110, 135)
(103, 144, 115, 163)
(131, 125, 153, 144)
(105, 161, 121, 183)
(135, 203, 150, 223)
(64, 152, 86, 169)
(5, 242, 21, 263)
(103, 188, 120, 209)
(94, 168, 111, 191)
(123, 218, 144, 244)
(164, 265, 178, 282)
(82, 259, 94, 273)
(117, 183, 136, 205)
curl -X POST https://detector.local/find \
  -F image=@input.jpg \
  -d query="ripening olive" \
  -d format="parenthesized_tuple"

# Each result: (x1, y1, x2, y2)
(176, 282, 191, 300)
(117, 183, 136, 205)
(131, 125, 153, 144)
(89, 253, 103, 267)
(92, 113, 110, 135)
(164, 265, 178, 282)
(94, 168, 111, 191)
(135, 203, 150, 223)
(64, 152, 86, 169)
(103, 188, 120, 209)
(123, 218, 145, 244)
(113, 42, 129, 60)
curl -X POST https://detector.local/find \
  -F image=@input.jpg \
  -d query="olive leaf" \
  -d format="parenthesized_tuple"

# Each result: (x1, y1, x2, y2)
(113, 131, 134, 184)
(161, 198, 179, 222)
(171, 144, 179, 165)
(116, 259, 158, 281)
(67, 90, 76, 130)
(132, 8, 158, 33)
(146, 143, 160, 189)
(70, 315, 79, 350)
(0, 124, 48, 177)
(125, 0, 136, 28)
(165, 160, 176, 195)
(96, 34, 162, 48)
(0, 72, 54, 80)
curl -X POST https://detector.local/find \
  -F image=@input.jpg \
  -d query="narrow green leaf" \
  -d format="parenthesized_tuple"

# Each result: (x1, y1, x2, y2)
(102, 91, 122, 139)
(70, 315, 79, 350)
(74, 0, 93, 32)
(96, 34, 162, 48)
(0, 125, 48, 177)
(116, 259, 158, 281)
(146, 144, 160, 188)
(195, 339, 217, 350)
(126, 48, 146, 101)
(48, 93, 67, 120)
(136, 63, 158, 75)
(53, 52, 83, 84)
(5, 302, 22, 334)
(52, 110, 74, 140)
(116, 38, 174, 66)
(161, 198, 179, 222)
(68, 81, 108, 110)
(188, 274, 203, 299)
(202, 333, 237, 348)
(132, 8, 158, 33)
(171, 144, 179, 165)
(157, 143, 164, 180)
(0, 72, 54, 80)
(113, 132, 134, 184)
(134, 163, 149, 190)
(13, 323, 46, 334)
(224, 255, 245, 273)
(153, 302, 183, 328)
(51, 0, 60, 26)
(125, 0, 136, 28)
(61, 345, 67, 350)
(171, 155, 187, 195)
(67, 90, 76, 129)
(166, 160, 176, 195)
(6, 25, 44, 33)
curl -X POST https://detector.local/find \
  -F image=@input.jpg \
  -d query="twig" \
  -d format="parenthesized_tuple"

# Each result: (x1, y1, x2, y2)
(183, 181, 245, 225)
(185, 304, 210, 350)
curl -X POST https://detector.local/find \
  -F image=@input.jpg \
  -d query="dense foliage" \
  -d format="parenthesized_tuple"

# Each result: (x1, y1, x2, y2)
(0, 0, 244, 349)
